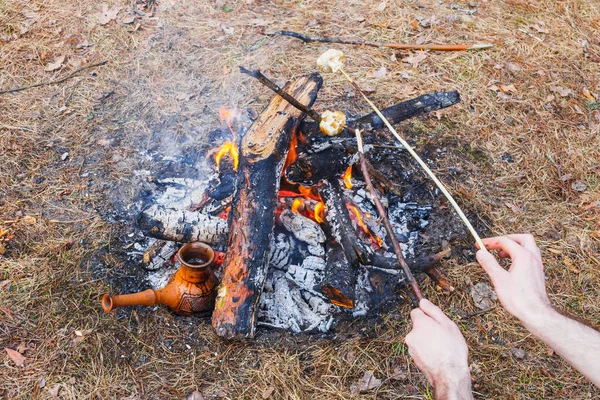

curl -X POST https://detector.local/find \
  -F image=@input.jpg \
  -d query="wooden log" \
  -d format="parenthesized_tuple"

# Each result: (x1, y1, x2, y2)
(298, 91, 460, 138)
(212, 73, 323, 339)
(137, 205, 228, 246)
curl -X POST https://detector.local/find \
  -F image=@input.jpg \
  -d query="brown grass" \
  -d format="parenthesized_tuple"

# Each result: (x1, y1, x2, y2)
(2, 0, 600, 398)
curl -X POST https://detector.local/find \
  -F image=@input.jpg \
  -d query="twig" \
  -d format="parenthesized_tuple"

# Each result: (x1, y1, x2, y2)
(239, 66, 322, 122)
(354, 128, 424, 302)
(277, 30, 493, 51)
(341, 69, 487, 252)
(0, 61, 108, 95)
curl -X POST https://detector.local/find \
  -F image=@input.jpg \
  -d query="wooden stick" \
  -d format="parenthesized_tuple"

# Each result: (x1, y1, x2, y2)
(341, 69, 487, 252)
(278, 30, 492, 52)
(0, 61, 108, 95)
(354, 128, 424, 302)
(239, 66, 322, 122)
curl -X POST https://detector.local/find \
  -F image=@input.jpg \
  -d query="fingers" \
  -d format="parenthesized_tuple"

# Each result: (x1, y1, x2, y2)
(504, 234, 541, 257)
(419, 299, 449, 324)
(482, 236, 526, 260)
(476, 249, 507, 284)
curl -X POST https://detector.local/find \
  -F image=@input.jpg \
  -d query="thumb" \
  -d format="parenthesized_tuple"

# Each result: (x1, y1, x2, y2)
(476, 249, 506, 284)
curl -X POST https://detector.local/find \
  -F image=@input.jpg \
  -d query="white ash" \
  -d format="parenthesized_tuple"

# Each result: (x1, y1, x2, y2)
(285, 256, 326, 294)
(257, 270, 333, 333)
(279, 209, 325, 247)
(133, 167, 429, 333)
(147, 260, 179, 289)
(269, 233, 292, 270)
(143, 239, 179, 271)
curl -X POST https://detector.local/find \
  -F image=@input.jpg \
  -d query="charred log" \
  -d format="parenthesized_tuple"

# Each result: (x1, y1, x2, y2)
(321, 240, 356, 309)
(299, 91, 460, 138)
(137, 205, 228, 246)
(212, 73, 323, 339)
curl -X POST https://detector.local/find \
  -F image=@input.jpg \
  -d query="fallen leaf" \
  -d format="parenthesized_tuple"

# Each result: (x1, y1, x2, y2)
(506, 62, 523, 72)
(5, 348, 25, 366)
(261, 386, 275, 399)
(187, 391, 204, 400)
(98, 3, 121, 25)
(16, 343, 28, 354)
(122, 15, 135, 24)
(345, 351, 356, 363)
(390, 366, 407, 381)
(550, 86, 573, 97)
(44, 55, 65, 72)
(419, 15, 440, 28)
(563, 256, 580, 273)
(529, 23, 548, 33)
(72, 328, 94, 346)
(571, 180, 587, 192)
(375, 1, 387, 11)
(66, 377, 76, 385)
(512, 347, 526, 359)
(545, 346, 555, 356)
(366, 66, 387, 78)
(505, 202, 522, 214)
(547, 248, 562, 254)
(221, 24, 234, 34)
(402, 51, 427, 68)
(470, 282, 497, 310)
(559, 173, 573, 182)
(22, 215, 36, 224)
(0, 244, 6, 255)
(350, 370, 382, 395)
(499, 84, 517, 93)
(48, 384, 61, 398)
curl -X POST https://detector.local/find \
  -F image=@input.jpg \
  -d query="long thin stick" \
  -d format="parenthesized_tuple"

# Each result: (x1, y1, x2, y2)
(341, 69, 486, 252)
(239, 66, 322, 122)
(355, 129, 424, 302)
(0, 61, 108, 95)
(278, 31, 492, 51)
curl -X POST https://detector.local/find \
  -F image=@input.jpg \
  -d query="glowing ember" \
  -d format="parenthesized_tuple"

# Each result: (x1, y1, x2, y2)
(343, 165, 353, 189)
(214, 141, 239, 171)
(314, 201, 325, 224)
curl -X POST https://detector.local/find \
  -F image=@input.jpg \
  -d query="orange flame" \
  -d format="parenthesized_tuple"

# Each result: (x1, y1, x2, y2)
(314, 201, 326, 223)
(343, 165, 353, 189)
(347, 204, 382, 248)
(291, 198, 304, 213)
(284, 131, 299, 172)
(214, 141, 239, 171)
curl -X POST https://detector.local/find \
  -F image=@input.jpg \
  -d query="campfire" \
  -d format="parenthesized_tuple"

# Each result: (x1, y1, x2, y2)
(104, 67, 465, 339)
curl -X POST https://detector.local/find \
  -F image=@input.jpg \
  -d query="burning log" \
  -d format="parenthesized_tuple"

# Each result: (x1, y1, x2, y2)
(138, 205, 228, 246)
(212, 73, 323, 339)
(286, 91, 461, 185)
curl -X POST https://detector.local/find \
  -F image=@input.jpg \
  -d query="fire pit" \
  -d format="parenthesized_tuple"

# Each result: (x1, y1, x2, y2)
(103, 72, 472, 339)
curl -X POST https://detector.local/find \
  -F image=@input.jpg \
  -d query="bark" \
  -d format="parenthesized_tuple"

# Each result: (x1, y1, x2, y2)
(212, 73, 323, 339)
(137, 205, 228, 246)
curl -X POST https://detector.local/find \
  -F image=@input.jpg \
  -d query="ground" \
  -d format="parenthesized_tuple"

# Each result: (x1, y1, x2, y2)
(1, 0, 600, 398)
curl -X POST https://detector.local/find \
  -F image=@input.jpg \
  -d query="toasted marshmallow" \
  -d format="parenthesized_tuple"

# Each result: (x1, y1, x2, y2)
(316, 49, 345, 73)
(319, 110, 346, 136)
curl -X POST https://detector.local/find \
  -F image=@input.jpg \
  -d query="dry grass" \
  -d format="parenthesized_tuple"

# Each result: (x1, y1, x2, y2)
(1, 0, 600, 398)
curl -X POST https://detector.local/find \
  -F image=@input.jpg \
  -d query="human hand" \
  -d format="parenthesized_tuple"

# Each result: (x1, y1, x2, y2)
(476, 234, 551, 326)
(405, 299, 472, 399)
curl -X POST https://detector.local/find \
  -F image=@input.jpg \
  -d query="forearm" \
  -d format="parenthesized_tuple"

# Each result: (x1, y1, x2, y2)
(433, 368, 473, 400)
(523, 305, 600, 387)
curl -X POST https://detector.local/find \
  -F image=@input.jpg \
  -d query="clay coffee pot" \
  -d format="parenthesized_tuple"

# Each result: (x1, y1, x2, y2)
(102, 242, 219, 316)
